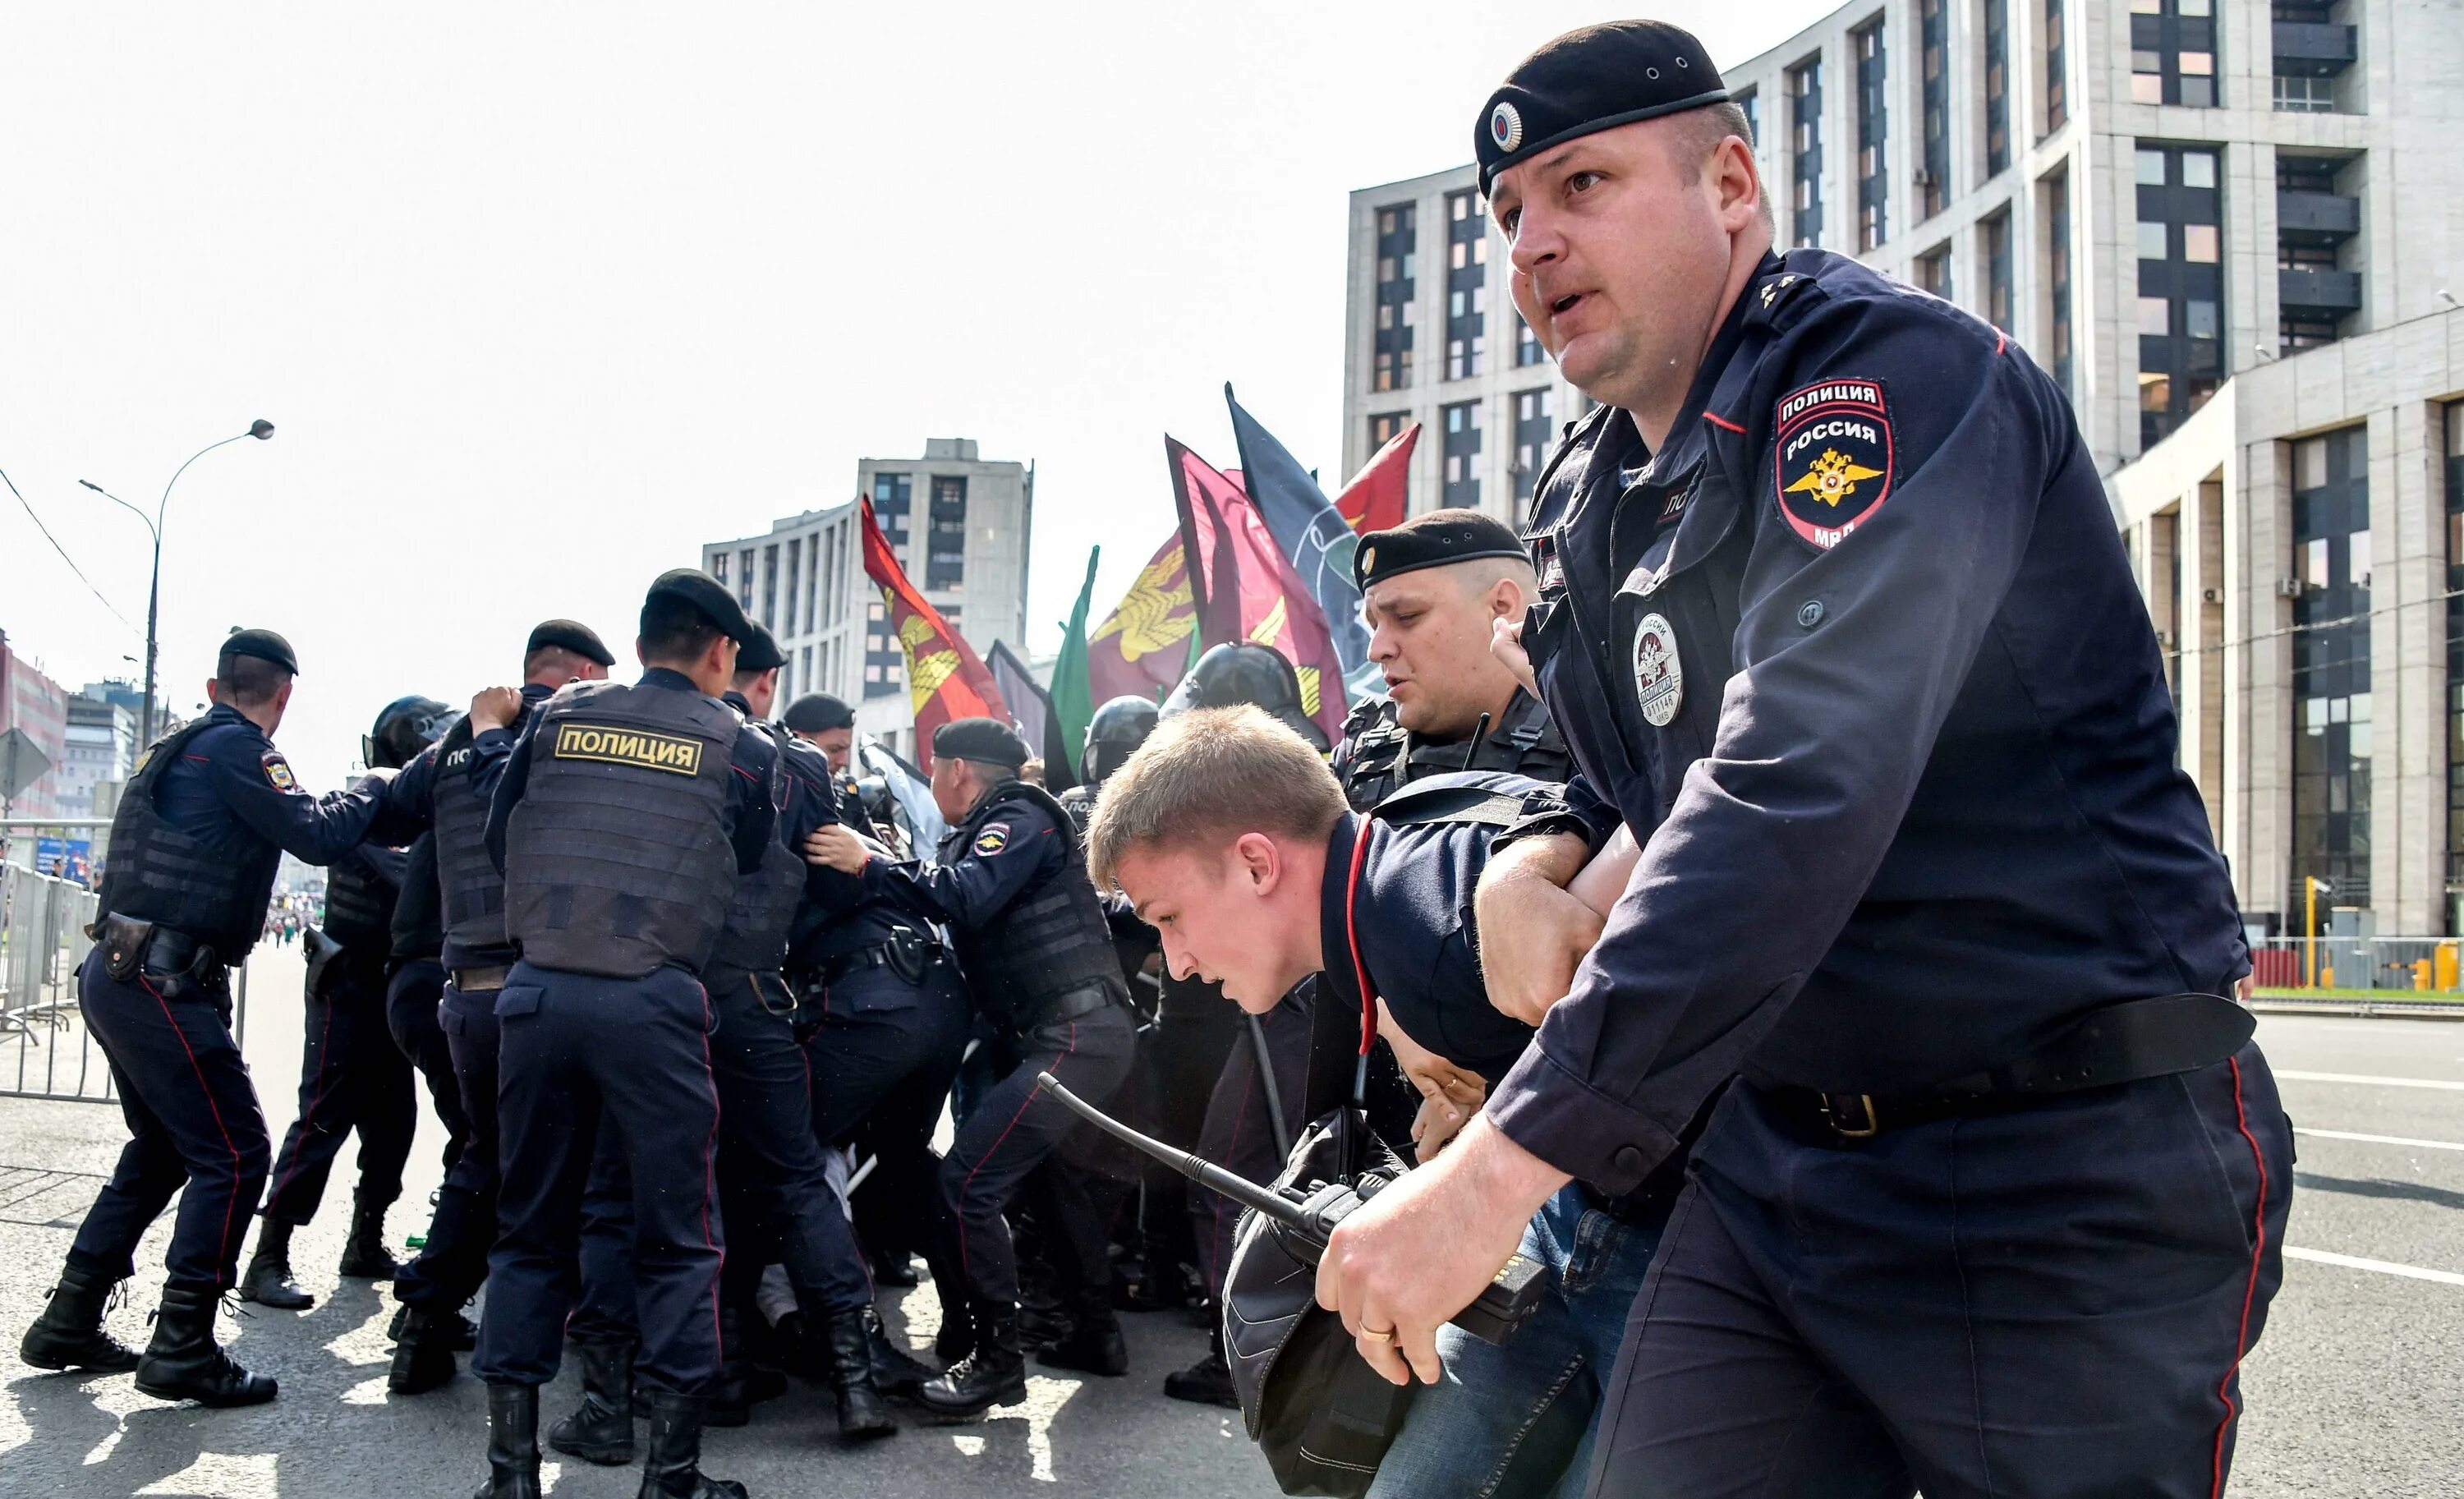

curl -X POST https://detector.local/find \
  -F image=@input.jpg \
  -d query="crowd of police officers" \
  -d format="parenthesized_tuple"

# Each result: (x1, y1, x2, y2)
(16, 18, 2296, 1499)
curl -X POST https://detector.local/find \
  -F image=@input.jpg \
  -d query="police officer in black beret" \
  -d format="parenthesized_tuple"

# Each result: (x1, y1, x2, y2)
(389, 617, 614, 1395)
(238, 694, 452, 1311)
(1317, 21, 2292, 1497)
(467, 571, 774, 1499)
(20, 629, 423, 1406)
(804, 716, 1137, 1419)
(781, 692, 856, 769)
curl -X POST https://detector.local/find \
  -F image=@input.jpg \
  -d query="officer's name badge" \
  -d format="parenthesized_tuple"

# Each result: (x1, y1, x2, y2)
(1775, 378, 1894, 551)
(261, 753, 297, 792)
(551, 722, 702, 775)
(973, 821, 1011, 856)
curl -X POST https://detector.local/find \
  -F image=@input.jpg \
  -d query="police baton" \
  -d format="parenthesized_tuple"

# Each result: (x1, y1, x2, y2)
(1034, 1071, 1545, 1344)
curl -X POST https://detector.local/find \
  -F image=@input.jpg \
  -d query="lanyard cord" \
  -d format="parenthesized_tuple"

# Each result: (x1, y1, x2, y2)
(1343, 814, 1377, 1101)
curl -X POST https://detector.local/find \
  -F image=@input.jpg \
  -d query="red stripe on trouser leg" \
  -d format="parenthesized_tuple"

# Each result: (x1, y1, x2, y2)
(699, 983, 726, 1368)
(2209, 1056, 2270, 1499)
(266, 1000, 337, 1212)
(954, 1021, 1080, 1292)
(140, 977, 248, 1285)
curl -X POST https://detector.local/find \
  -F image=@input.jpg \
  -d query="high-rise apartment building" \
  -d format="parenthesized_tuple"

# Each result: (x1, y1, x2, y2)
(1345, 0, 2464, 938)
(701, 439, 1032, 755)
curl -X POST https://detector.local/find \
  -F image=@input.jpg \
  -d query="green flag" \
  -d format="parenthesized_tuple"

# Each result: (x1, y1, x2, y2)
(1050, 545, 1101, 777)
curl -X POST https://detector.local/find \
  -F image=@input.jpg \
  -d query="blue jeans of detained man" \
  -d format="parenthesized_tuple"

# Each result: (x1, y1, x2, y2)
(1368, 1184, 1662, 1499)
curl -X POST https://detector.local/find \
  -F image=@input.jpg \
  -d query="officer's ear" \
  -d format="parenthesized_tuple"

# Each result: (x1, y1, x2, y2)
(1230, 830, 1282, 896)
(205, 678, 223, 707)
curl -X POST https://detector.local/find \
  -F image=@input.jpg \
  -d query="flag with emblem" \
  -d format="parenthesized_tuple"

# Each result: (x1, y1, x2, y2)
(858, 497, 1009, 770)
(1224, 385, 1379, 700)
(1333, 421, 1416, 536)
(1167, 436, 1349, 743)
(986, 640, 1077, 793)
(1087, 528, 1202, 706)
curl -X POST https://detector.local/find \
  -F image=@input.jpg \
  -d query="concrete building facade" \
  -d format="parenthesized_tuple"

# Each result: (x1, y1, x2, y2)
(1344, 0, 2464, 937)
(55, 697, 136, 821)
(702, 439, 1032, 756)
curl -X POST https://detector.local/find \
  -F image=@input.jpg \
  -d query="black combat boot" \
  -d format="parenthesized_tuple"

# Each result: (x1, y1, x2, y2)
(914, 1304, 1027, 1421)
(548, 1340, 637, 1465)
(823, 1310, 896, 1442)
(388, 1301, 476, 1351)
(867, 1311, 939, 1396)
(1035, 1308, 1128, 1377)
(19, 1262, 142, 1373)
(475, 1382, 543, 1499)
(636, 1391, 750, 1499)
(1162, 1320, 1238, 1409)
(237, 1217, 314, 1310)
(337, 1192, 398, 1279)
(931, 1285, 975, 1365)
(133, 1283, 278, 1406)
(388, 1305, 462, 1396)
(868, 1244, 919, 1287)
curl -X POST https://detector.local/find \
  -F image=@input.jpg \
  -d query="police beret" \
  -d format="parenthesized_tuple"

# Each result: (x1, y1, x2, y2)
(1354, 508, 1529, 591)
(525, 618, 614, 667)
(219, 627, 298, 675)
(642, 568, 755, 643)
(736, 623, 784, 674)
(933, 716, 1031, 770)
(783, 693, 854, 733)
(1475, 21, 1729, 195)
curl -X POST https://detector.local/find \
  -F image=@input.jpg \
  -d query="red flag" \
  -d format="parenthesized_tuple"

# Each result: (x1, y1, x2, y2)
(1087, 529, 1200, 706)
(858, 498, 1009, 770)
(1334, 422, 1418, 534)
(1167, 438, 1349, 743)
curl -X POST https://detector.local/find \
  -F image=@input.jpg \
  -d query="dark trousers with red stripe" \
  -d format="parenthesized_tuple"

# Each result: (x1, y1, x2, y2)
(1583, 1043, 2294, 1499)
(929, 997, 1136, 1310)
(392, 978, 502, 1316)
(1189, 988, 1310, 1301)
(261, 950, 416, 1225)
(384, 958, 467, 1173)
(67, 951, 270, 1293)
(811, 959, 972, 1268)
(475, 961, 724, 1397)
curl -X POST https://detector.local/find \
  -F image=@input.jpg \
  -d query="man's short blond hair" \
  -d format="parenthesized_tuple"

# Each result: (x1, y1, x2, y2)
(1085, 706, 1349, 888)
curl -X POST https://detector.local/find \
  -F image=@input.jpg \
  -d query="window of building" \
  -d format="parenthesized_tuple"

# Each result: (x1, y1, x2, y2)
(1915, 243, 1953, 301)
(2443, 406, 2464, 926)
(1984, 0, 2011, 175)
(710, 553, 728, 585)
(1920, 0, 1951, 218)
(782, 537, 801, 636)
(871, 471, 913, 545)
(1855, 21, 1888, 251)
(2131, 0, 2219, 108)
(2292, 425, 2371, 915)
(1790, 57, 1824, 248)
(1513, 389, 1555, 501)
(2135, 143, 2225, 448)
(762, 544, 779, 627)
(1374, 203, 1418, 392)
(864, 595, 901, 700)
(2277, 151, 2361, 352)
(2043, 0, 2069, 131)
(2043, 166, 2073, 396)
(1983, 209, 2013, 334)
(1736, 86, 1758, 154)
(1515, 314, 1543, 367)
(1368, 412, 1409, 452)
(1446, 189, 1488, 382)
(1442, 399, 1483, 511)
(737, 549, 756, 607)
(926, 475, 968, 590)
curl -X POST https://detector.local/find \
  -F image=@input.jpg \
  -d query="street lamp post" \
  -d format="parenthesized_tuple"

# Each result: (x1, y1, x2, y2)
(80, 419, 274, 743)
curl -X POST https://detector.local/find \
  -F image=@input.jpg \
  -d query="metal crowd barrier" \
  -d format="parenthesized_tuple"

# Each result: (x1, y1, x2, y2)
(0, 847, 112, 1102)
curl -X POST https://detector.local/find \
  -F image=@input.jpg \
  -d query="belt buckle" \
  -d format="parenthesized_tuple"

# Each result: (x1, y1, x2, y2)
(1822, 1092, 1880, 1138)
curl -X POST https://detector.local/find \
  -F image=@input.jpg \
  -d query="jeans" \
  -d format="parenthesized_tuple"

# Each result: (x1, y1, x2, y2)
(1369, 1184, 1662, 1499)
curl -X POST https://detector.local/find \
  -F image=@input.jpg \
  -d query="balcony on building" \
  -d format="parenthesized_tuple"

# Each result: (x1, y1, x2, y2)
(2279, 267, 2363, 316)
(2271, 20, 2356, 76)
(2277, 188, 2360, 246)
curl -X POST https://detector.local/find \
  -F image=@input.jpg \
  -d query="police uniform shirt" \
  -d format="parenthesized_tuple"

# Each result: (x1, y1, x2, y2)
(721, 688, 844, 908)
(1496, 248, 2246, 1194)
(391, 832, 444, 962)
(860, 786, 1069, 936)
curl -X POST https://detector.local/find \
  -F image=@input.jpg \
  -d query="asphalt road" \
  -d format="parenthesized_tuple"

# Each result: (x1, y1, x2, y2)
(2, 954, 2460, 1497)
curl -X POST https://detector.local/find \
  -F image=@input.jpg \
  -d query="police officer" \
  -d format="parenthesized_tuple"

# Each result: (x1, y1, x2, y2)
(19, 629, 421, 1406)
(467, 572, 772, 1499)
(1317, 24, 2292, 1497)
(240, 694, 450, 1310)
(381, 828, 479, 1356)
(781, 692, 856, 773)
(389, 618, 614, 1396)
(804, 718, 1137, 1420)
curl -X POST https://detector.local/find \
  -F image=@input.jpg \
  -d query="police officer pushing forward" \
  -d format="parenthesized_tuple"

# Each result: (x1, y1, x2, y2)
(1317, 24, 2291, 1498)
(470, 572, 774, 1499)
(21, 630, 421, 1406)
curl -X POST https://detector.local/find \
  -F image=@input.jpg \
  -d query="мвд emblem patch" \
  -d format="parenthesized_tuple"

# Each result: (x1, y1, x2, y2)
(973, 821, 1011, 857)
(1774, 378, 1893, 550)
(262, 752, 297, 792)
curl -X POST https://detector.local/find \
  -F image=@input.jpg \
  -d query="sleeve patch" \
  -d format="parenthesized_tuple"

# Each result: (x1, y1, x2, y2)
(1774, 379, 1893, 551)
(972, 821, 1011, 856)
(261, 752, 298, 793)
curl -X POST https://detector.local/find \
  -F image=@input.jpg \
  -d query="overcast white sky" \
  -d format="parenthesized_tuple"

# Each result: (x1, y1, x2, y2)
(1, 2, 1839, 789)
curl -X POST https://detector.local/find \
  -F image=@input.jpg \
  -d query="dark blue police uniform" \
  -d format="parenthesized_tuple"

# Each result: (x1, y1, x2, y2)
(1501, 245, 2292, 1497)
(384, 831, 465, 1174)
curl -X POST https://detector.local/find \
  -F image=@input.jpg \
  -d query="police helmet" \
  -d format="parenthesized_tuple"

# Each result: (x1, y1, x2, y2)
(1082, 695, 1161, 784)
(364, 695, 453, 770)
(1161, 643, 1330, 752)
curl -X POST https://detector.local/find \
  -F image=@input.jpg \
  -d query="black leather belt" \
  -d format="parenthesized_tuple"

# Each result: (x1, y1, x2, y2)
(143, 930, 227, 988)
(1758, 992, 2256, 1139)
(450, 965, 511, 995)
(1030, 983, 1124, 1029)
(819, 945, 900, 985)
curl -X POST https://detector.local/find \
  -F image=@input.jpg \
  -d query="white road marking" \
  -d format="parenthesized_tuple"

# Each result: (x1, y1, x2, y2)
(2273, 1069, 2464, 1092)
(2294, 1126, 2464, 1152)
(2284, 1246, 2464, 1289)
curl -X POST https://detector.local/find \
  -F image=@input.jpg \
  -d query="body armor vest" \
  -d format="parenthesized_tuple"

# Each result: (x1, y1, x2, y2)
(98, 717, 283, 958)
(707, 723, 802, 975)
(503, 680, 743, 978)
(945, 781, 1121, 1027)
(322, 847, 398, 950)
(392, 832, 444, 961)
(1335, 689, 1570, 812)
(433, 714, 515, 958)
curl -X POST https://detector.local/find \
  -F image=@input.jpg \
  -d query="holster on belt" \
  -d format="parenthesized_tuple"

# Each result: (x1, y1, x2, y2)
(302, 926, 347, 999)
(883, 924, 932, 986)
(91, 913, 156, 984)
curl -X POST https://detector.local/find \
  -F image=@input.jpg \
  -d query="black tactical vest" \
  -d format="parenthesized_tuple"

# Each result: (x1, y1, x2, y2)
(707, 723, 803, 975)
(321, 846, 398, 950)
(945, 780, 1121, 1026)
(432, 714, 513, 958)
(392, 832, 444, 962)
(98, 718, 283, 957)
(1334, 688, 1570, 812)
(503, 680, 743, 978)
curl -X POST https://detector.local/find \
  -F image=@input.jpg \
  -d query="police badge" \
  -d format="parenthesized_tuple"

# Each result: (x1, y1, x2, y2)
(1632, 613, 1683, 728)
